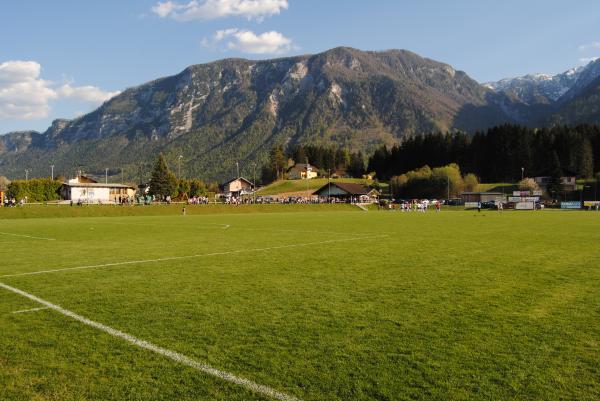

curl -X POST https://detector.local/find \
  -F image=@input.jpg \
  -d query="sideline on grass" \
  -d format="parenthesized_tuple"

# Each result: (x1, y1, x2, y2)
(1, 235, 388, 278)
(0, 282, 302, 401)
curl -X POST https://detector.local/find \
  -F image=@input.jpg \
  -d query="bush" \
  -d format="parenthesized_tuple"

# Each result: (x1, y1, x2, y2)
(518, 178, 540, 192)
(391, 163, 472, 199)
(7, 178, 61, 202)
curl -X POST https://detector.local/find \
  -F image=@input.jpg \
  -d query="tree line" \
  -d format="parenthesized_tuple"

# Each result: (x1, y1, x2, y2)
(261, 144, 366, 183)
(367, 124, 600, 182)
(149, 154, 219, 199)
(391, 164, 479, 199)
(4, 178, 62, 202)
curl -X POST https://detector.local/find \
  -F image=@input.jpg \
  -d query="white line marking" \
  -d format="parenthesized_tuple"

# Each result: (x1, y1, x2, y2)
(0, 232, 56, 241)
(94, 220, 376, 237)
(1, 235, 387, 278)
(11, 306, 50, 314)
(0, 282, 301, 401)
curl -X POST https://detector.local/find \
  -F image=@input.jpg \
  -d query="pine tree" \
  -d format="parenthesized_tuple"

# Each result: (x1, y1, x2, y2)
(269, 146, 286, 180)
(149, 154, 177, 198)
(547, 151, 563, 200)
(348, 152, 365, 178)
(577, 138, 594, 178)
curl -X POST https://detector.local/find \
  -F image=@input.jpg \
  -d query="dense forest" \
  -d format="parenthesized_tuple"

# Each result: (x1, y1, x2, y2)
(367, 124, 600, 182)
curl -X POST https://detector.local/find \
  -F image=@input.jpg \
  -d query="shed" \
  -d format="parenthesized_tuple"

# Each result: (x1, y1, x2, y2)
(460, 192, 505, 203)
(313, 182, 379, 202)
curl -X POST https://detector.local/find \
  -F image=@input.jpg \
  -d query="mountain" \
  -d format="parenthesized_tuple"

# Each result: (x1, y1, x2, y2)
(485, 58, 600, 105)
(550, 75, 600, 125)
(1, 47, 521, 181)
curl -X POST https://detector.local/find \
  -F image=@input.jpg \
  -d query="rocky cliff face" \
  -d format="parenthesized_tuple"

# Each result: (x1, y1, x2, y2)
(0, 47, 523, 181)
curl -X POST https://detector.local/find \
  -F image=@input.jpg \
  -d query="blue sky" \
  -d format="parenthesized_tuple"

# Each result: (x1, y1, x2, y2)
(1, 0, 600, 134)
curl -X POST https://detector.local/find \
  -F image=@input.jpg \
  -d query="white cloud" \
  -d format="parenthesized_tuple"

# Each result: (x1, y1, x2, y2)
(578, 41, 600, 52)
(579, 56, 600, 65)
(0, 60, 119, 121)
(0, 61, 57, 120)
(57, 83, 120, 103)
(152, 0, 288, 21)
(206, 28, 295, 54)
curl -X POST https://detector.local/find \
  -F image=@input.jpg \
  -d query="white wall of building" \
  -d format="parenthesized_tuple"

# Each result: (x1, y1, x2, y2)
(71, 187, 110, 202)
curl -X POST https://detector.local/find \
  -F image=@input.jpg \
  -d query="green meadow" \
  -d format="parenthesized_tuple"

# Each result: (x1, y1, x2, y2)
(1, 207, 599, 400)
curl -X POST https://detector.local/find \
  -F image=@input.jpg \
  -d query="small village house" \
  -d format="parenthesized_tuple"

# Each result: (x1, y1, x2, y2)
(221, 177, 254, 197)
(534, 169, 578, 192)
(59, 175, 135, 204)
(287, 163, 318, 180)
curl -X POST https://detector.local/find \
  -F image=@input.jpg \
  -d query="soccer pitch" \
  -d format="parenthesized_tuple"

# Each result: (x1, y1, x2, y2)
(1, 209, 599, 400)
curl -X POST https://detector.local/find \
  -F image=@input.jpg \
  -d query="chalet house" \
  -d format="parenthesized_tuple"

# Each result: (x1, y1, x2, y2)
(534, 169, 578, 192)
(331, 169, 350, 179)
(221, 177, 254, 197)
(59, 175, 135, 204)
(313, 182, 379, 202)
(287, 163, 318, 180)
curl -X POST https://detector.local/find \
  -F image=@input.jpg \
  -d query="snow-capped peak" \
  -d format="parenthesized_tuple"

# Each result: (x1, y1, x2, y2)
(483, 61, 600, 103)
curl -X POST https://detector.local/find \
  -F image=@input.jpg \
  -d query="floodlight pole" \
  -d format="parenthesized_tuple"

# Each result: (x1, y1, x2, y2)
(50, 165, 54, 181)
(25, 169, 30, 181)
(236, 161, 240, 179)
(105, 168, 108, 184)
(178, 155, 183, 179)
(521, 167, 524, 181)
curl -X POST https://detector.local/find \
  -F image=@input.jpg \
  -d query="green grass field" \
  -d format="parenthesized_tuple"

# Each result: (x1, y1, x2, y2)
(1, 207, 599, 400)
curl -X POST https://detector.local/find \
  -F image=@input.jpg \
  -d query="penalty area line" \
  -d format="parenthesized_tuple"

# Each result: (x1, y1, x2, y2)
(0, 282, 301, 401)
(1, 235, 388, 278)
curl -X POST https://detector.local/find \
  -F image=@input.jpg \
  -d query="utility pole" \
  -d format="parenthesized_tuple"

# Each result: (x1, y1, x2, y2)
(306, 157, 310, 201)
(105, 168, 108, 184)
(252, 162, 257, 203)
(50, 165, 54, 181)
(328, 168, 331, 203)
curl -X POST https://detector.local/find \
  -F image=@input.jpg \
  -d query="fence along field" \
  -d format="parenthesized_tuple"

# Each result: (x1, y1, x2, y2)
(1, 210, 599, 400)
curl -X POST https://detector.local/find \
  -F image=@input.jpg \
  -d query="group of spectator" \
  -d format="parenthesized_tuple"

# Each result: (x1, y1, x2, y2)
(188, 196, 210, 205)
(2, 196, 26, 207)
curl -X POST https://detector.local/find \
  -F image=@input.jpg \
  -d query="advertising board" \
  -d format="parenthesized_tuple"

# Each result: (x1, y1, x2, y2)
(561, 201, 581, 209)
(515, 201, 534, 210)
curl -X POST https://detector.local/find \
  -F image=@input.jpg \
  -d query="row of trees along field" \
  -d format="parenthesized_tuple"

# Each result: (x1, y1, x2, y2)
(149, 154, 219, 199)
(262, 145, 366, 183)
(391, 164, 479, 199)
(367, 124, 600, 182)
(4, 178, 62, 202)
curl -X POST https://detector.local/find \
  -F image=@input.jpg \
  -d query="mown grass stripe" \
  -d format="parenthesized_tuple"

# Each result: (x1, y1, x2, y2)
(0, 235, 387, 278)
(0, 232, 56, 241)
(0, 282, 302, 401)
